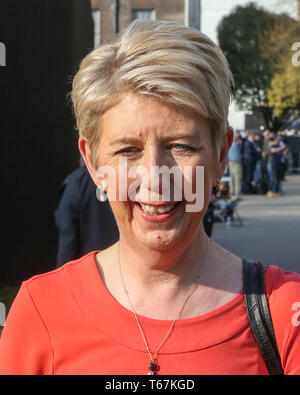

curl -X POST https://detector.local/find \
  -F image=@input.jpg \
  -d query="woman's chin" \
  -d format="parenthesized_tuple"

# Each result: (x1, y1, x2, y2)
(132, 228, 183, 252)
(113, 200, 197, 251)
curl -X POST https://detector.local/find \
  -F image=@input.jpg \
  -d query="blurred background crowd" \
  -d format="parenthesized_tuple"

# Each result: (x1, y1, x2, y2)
(227, 128, 299, 198)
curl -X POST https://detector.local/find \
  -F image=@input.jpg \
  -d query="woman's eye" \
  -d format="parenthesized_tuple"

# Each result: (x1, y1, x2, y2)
(118, 147, 141, 155)
(169, 144, 194, 151)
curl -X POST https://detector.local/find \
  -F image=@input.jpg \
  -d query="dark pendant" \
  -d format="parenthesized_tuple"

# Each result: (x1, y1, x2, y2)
(147, 362, 158, 375)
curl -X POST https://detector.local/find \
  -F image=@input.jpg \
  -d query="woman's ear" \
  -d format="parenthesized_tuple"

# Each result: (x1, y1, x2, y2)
(216, 126, 234, 179)
(78, 136, 99, 186)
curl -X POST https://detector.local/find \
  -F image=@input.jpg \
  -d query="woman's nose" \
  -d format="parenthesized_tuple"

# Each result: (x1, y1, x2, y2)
(143, 145, 170, 169)
(137, 146, 176, 202)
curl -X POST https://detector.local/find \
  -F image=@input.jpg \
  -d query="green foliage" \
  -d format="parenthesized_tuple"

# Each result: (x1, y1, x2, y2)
(260, 13, 299, 74)
(267, 59, 300, 118)
(217, 2, 300, 131)
(263, 14, 300, 119)
(217, 2, 274, 111)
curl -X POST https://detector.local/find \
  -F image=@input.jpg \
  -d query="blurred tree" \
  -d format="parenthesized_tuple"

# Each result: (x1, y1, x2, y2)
(267, 62, 300, 120)
(217, 2, 299, 131)
(262, 13, 300, 125)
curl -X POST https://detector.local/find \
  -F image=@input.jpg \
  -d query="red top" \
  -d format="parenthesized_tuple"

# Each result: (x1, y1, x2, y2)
(0, 251, 300, 375)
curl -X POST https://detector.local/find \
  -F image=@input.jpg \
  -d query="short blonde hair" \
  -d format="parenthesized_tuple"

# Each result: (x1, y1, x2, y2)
(71, 19, 234, 167)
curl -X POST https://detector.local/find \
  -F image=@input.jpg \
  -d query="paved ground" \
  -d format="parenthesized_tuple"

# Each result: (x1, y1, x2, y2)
(212, 174, 300, 273)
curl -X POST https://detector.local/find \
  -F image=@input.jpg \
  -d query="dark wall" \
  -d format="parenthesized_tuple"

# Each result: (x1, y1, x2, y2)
(0, 0, 93, 285)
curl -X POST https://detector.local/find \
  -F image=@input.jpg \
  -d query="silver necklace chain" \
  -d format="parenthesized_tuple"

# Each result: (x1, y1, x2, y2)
(118, 237, 209, 374)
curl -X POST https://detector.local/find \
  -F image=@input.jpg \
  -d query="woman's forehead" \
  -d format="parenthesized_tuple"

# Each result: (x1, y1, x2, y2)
(100, 93, 210, 142)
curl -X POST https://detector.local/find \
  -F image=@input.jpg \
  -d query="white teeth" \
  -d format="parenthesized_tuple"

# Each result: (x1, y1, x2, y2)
(140, 203, 175, 215)
(157, 205, 172, 213)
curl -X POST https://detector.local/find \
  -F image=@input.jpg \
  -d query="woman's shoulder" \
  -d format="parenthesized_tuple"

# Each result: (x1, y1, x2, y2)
(264, 264, 300, 299)
(23, 251, 99, 299)
(264, 265, 300, 373)
(264, 265, 300, 313)
(8, 251, 100, 333)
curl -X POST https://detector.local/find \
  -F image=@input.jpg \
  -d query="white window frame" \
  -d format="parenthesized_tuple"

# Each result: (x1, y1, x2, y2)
(131, 9, 156, 21)
(92, 9, 101, 48)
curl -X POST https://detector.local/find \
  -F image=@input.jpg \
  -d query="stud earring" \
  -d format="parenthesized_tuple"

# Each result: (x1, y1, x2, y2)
(96, 184, 108, 202)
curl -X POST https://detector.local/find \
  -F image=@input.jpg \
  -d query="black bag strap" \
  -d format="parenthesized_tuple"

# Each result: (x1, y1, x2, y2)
(243, 260, 284, 375)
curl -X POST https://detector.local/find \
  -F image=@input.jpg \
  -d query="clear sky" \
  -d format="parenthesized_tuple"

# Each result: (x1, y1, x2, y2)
(200, 0, 298, 129)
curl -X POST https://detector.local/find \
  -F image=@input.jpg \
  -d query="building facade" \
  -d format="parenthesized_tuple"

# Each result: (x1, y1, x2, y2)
(90, 0, 185, 46)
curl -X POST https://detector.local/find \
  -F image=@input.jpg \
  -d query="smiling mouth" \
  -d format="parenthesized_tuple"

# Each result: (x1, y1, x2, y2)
(137, 202, 182, 215)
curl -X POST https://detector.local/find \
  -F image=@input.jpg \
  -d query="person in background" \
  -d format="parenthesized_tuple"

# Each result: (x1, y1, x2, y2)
(261, 130, 271, 185)
(267, 135, 287, 197)
(253, 133, 263, 186)
(242, 132, 258, 194)
(290, 129, 299, 173)
(54, 161, 119, 267)
(277, 134, 289, 193)
(267, 133, 277, 186)
(239, 130, 248, 142)
(228, 132, 243, 199)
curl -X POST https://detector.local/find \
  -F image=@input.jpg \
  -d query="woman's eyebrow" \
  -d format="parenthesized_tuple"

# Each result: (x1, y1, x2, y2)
(110, 132, 200, 146)
(110, 137, 142, 146)
(162, 133, 200, 142)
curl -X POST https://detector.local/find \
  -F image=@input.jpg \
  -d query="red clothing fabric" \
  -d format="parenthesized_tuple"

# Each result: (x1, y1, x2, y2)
(0, 250, 300, 375)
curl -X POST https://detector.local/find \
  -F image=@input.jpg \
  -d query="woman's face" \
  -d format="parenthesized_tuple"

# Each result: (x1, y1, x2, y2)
(80, 93, 231, 251)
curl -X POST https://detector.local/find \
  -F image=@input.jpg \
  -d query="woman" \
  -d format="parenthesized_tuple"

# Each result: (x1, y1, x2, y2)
(0, 20, 299, 375)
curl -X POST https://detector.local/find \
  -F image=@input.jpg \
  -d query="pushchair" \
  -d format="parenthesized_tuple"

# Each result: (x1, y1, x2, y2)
(214, 179, 243, 227)
(214, 199, 243, 226)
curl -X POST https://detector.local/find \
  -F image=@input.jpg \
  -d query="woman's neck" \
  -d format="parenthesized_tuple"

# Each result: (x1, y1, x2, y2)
(117, 227, 209, 293)
(96, 231, 242, 320)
